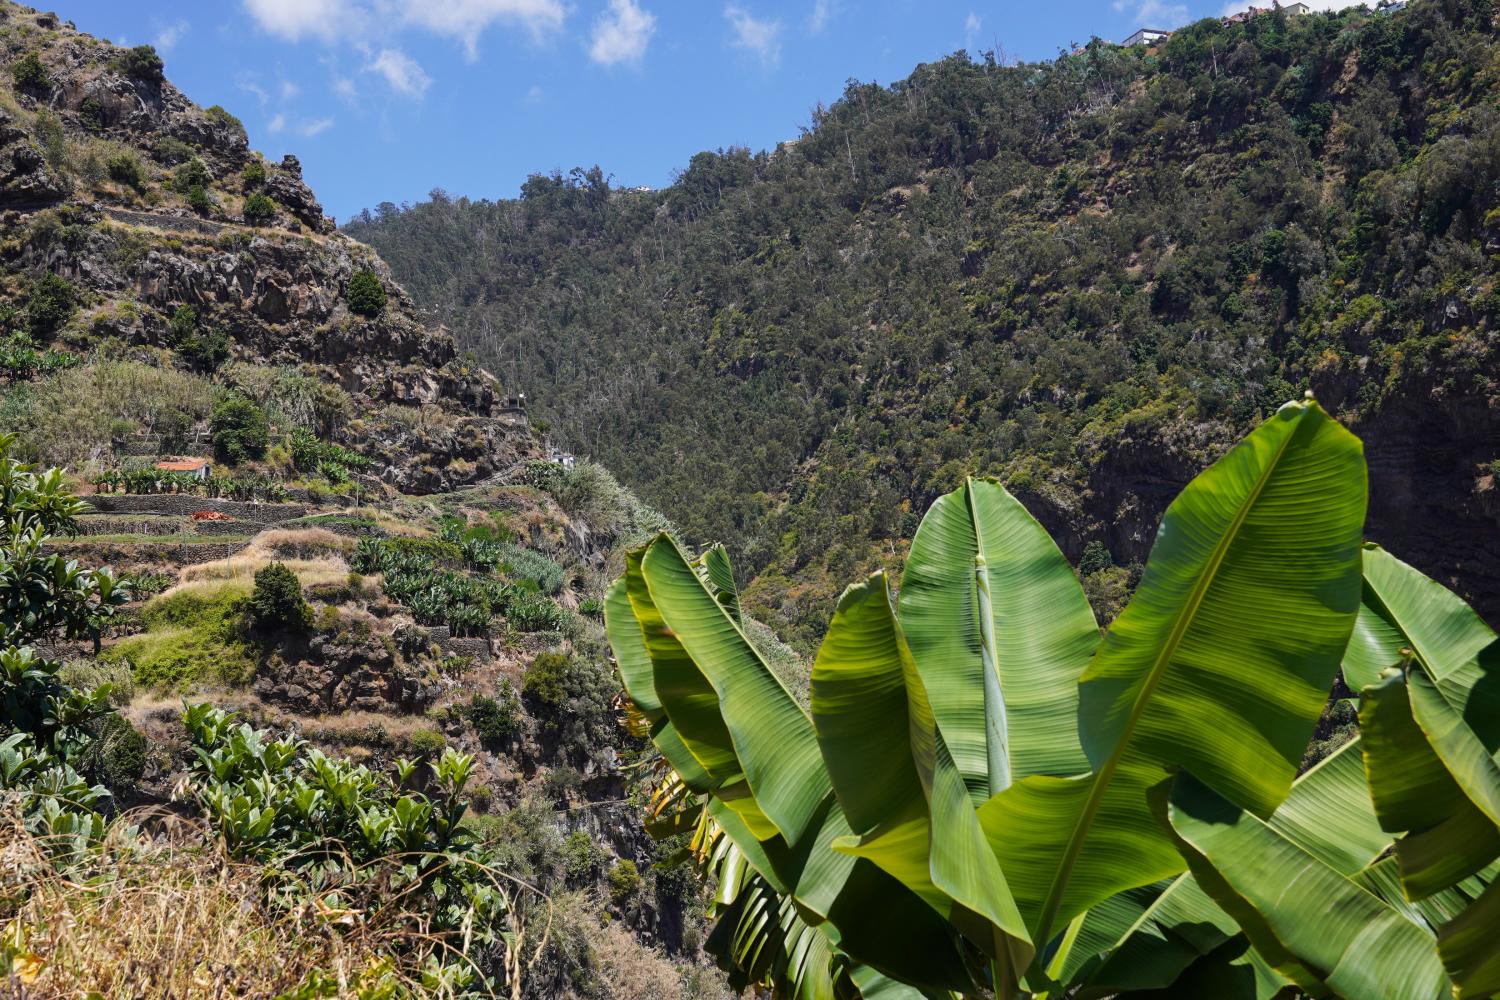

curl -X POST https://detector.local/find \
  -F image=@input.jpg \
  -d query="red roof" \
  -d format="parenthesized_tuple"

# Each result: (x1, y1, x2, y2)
(156, 458, 211, 472)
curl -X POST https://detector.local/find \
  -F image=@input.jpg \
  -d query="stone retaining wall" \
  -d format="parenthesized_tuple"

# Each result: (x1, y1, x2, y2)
(45, 540, 248, 565)
(424, 626, 494, 663)
(85, 494, 308, 523)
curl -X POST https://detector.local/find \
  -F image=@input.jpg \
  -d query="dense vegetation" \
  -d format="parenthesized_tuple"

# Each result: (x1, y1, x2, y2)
(609, 400, 1500, 999)
(351, 0, 1500, 646)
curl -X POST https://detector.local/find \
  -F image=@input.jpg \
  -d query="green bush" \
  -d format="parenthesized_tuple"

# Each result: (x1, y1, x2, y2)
(186, 184, 211, 215)
(243, 192, 277, 226)
(407, 727, 447, 758)
(11, 51, 48, 90)
(81, 713, 147, 794)
(24, 272, 76, 335)
(210, 394, 269, 464)
(521, 651, 571, 709)
(105, 153, 144, 191)
(346, 270, 387, 317)
(1078, 540, 1114, 576)
(241, 159, 266, 191)
(607, 859, 641, 904)
(112, 44, 164, 83)
(172, 158, 210, 193)
(467, 684, 521, 744)
(180, 327, 229, 372)
(248, 562, 311, 632)
(168, 304, 197, 342)
(205, 105, 244, 136)
(79, 96, 105, 132)
(151, 136, 194, 165)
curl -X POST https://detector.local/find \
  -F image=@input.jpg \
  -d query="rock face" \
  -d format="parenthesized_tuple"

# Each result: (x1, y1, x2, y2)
(0, 0, 540, 490)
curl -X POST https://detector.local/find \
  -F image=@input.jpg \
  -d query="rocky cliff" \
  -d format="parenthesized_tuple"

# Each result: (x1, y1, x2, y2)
(0, 1, 534, 492)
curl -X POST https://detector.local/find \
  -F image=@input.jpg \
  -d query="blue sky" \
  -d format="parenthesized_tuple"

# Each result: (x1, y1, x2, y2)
(48, 0, 1362, 221)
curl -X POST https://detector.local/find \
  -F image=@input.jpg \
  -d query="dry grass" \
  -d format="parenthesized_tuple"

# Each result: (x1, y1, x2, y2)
(254, 527, 355, 560)
(176, 535, 350, 592)
(0, 808, 418, 999)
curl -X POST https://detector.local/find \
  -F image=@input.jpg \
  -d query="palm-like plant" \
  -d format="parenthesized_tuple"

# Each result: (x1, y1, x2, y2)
(607, 399, 1497, 999)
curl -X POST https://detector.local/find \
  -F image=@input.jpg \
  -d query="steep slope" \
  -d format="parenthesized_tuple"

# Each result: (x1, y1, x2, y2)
(0, 2, 529, 492)
(351, 0, 1500, 645)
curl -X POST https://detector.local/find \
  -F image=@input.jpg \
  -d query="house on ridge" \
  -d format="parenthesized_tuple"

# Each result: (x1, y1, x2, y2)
(155, 457, 212, 481)
(1122, 27, 1172, 46)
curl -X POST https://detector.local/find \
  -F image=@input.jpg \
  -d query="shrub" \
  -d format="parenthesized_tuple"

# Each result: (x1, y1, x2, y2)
(241, 159, 266, 191)
(467, 684, 521, 744)
(81, 713, 147, 794)
(106, 153, 145, 191)
(80, 96, 105, 132)
(205, 104, 244, 136)
(1078, 540, 1114, 577)
(168, 304, 197, 343)
(407, 727, 447, 758)
(210, 394, 268, 464)
(562, 830, 605, 884)
(186, 183, 211, 215)
(242, 192, 277, 226)
(248, 562, 311, 632)
(172, 158, 210, 193)
(499, 544, 565, 594)
(180, 327, 229, 371)
(522, 650, 571, 709)
(24, 272, 76, 335)
(113, 44, 164, 83)
(607, 859, 641, 905)
(346, 270, 387, 317)
(11, 51, 48, 90)
(504, 589, 566, 632)
(151, 136, 195, 165)
(101, 583, 257, 690)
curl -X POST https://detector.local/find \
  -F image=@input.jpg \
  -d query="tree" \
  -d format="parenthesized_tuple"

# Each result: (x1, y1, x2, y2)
(113, 44, 164, 83)
(608, 399, 1493, 998)
(248, 562, 311, 632)
(210, 394, 268, 464)
(242, 192, 277, 226)
(10, 51, 48, 90)
(346, 269, 387, 317)
(25, 272, 76, 335)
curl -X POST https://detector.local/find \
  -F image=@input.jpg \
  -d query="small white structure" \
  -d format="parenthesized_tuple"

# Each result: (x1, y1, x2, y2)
(156, 457, 212, 480)
(1122, 27, 1172, 47)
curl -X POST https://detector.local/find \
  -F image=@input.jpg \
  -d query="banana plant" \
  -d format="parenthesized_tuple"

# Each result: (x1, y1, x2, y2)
(608, 397, 1374, 997)
(1157, 545, 1499, 1000)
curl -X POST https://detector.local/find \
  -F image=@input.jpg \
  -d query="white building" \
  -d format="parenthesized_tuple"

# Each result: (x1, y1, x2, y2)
(1122, 28, 1172, 47)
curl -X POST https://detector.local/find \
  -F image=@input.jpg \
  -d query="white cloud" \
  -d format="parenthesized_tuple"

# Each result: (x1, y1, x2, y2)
(242, 0, 351, 42)
(589, 0, 657, 66)
(298, 117, 335, 136)
(725, 4, 781, 67)
(395, 0, 566, 59)
(244, 0, 570, 77)
(153, 19, 189, 52)
(964, 11, 981, 42)
(279, 79, 300, 100)
(1113, 0, 1189, 29)
(364, 47, 431, 97)
(809, 0, 832, 33)
(238, 74, 271, 106)
(333, 76, 358, 101)
(524, 83, 545, 103)
(267, 112, 287, 133)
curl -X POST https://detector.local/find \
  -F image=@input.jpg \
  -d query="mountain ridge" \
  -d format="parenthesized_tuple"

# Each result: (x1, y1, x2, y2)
(351, 0, 1500, 645)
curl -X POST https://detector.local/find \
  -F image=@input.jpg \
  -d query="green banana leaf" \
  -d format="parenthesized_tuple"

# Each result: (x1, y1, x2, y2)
(1343, 544, 1497, 702)
(898, 477, 1098, 799)
(1359, 667, 1500, 900)
(980, 399, 1368, 947)
(1073, 739, 1383, 998)
(619, 537, 974, 992)
(810, 572, 1032, 972)
(1163, 772, 1451, 1000)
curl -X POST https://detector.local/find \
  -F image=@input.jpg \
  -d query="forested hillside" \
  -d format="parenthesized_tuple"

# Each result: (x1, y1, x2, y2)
(350, 0, 1500, 646)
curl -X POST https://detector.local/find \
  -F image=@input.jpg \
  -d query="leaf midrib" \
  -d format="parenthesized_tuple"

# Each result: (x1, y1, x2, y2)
(1030, 408, 1306, 950)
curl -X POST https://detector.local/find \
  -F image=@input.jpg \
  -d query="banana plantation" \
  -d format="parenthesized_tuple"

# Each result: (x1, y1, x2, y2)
(606, 397, 1499, 1000)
